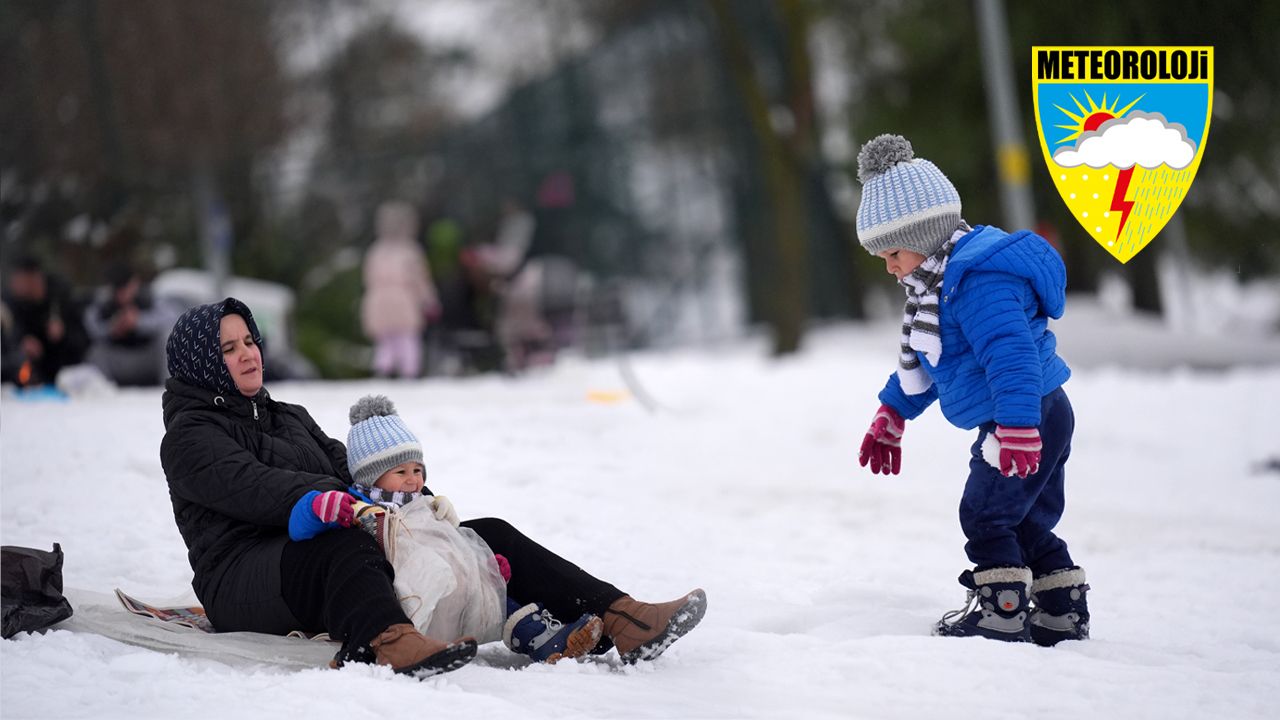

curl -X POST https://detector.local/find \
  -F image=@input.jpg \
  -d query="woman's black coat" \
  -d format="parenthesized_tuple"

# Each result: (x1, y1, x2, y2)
(160, 377, 350, 615)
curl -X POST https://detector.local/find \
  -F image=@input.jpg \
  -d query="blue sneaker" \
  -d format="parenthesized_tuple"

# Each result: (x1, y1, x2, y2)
(934, 566, 1033, 642)
(1030, 566, 1090, 647)
(503, 603, 604, 664)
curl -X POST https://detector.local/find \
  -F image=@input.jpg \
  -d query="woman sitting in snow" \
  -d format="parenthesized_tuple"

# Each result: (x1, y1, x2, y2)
(159, 298, 706, 678)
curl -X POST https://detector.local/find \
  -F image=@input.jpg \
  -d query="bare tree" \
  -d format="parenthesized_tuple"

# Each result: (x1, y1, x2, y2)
(708, 0, 820, 355)
(1, 0, 290, 280)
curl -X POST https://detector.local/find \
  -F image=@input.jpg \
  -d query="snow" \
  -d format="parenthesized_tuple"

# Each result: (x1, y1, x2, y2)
(3, 321, 1280, 719)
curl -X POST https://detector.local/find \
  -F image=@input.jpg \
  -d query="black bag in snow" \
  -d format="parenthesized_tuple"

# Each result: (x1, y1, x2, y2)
(2, 543, 74, 639)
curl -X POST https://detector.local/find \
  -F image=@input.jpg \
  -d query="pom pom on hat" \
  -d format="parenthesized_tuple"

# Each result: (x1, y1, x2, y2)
(857, 134, 915, 183)
(346, 394, 423, 487)
(350, 394, 397, 425)
(854, 133, 963, 257)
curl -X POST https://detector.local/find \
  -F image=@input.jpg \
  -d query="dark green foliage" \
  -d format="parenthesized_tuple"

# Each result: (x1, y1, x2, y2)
(294, 266, 367, 380)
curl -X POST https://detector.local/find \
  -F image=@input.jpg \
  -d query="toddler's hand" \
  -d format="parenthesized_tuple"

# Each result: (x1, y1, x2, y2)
(859, 404, 905, 475)
(311, 490, 356, 527)
(430, 495, 460, 527)
(990, 425, 1042, 478)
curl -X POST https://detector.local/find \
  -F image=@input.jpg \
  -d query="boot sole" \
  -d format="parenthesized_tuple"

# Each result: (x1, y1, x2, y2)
(620, 589, 707, 664)
(933, 620, 1031, 642)
(544, 616, 605, 664)
(1030, 623, 1089, 647)
(400, 639, 478, 679)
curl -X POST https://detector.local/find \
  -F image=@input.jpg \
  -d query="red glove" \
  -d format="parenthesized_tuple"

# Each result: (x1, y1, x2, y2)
(494, 554, 511, 582)
(859, 404, 905, 475)
(994, 425, 1042, 478)
(312, 491, 357, 527)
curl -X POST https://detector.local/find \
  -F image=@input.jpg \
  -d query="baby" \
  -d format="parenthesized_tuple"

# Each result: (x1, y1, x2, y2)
(290, 395, 603, 663)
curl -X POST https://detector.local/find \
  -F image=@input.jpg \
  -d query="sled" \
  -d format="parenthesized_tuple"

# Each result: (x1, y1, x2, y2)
(49, 587, 338, 671)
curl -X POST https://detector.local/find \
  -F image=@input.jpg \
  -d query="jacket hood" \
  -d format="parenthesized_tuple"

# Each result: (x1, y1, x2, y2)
(165, 297, 265, 395)
(942, 225, 1066, 319)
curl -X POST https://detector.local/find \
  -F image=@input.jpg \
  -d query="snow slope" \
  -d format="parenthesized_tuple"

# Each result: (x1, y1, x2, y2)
(3, 324, 1279, 719)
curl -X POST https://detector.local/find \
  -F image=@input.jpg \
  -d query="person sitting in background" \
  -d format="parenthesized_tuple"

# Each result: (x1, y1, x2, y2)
(84, 263, 170, 386)
(2, 255, 88, 387)
(463, 198, 574, 372)
(1, 300, 21, 385)
(424, 217, 489, 375)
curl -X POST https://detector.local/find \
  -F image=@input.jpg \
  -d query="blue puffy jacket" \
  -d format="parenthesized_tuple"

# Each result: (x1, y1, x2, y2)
(877, 225, 1071, 429)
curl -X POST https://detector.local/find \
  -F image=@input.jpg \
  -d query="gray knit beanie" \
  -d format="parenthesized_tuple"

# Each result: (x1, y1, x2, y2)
(855, 134, 962, 256)
(346, 395, 424, 487)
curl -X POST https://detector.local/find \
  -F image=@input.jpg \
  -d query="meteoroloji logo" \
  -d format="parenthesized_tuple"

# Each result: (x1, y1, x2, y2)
(1032, 46, 1214, 263)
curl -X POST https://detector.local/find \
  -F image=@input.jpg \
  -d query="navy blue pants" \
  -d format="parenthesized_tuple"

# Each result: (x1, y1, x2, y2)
(960, 387, 1076, 574)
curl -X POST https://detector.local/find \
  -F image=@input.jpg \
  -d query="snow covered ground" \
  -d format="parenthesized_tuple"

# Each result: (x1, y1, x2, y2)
(3, 321, 1279, 719)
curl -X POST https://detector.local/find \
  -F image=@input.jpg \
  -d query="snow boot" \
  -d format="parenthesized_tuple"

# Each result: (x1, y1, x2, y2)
(503, 602, 603, 663)
(934, 567, 1032, 642)
(1029, 566, 1090, 647)
(335, 623, 476, 678)
(603, 588, 707, 664)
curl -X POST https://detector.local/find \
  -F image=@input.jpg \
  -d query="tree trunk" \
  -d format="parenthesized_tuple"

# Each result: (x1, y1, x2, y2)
(1126, 243, 1164, 316)
(708, 0, 809, 355)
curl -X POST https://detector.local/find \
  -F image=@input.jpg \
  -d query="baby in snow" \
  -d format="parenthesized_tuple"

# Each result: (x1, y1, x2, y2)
(290, 395, 602, 663)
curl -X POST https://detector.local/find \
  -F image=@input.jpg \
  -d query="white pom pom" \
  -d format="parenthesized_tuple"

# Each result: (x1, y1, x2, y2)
(982, 433, 1003, 472)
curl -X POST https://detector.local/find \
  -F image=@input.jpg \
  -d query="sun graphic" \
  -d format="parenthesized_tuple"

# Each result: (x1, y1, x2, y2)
(1052, 91, 1144, 144)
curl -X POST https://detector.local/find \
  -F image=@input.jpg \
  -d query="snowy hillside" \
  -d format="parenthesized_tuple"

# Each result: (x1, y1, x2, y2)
(3, 324, 1279, 719)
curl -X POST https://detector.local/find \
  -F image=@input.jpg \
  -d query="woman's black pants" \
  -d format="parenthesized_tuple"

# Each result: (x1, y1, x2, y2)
(463, 517, 626, 622)
(268, 518, 625, 655)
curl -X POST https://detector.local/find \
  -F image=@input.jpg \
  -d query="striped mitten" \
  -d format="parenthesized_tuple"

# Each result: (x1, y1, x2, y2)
(993, 425, 1042, 478)
(859, 404, 905, 475)
(311, 490, 356, 527)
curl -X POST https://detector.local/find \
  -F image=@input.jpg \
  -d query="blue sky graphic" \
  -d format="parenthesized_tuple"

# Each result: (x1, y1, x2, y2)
(1036, 83, 1210, 151)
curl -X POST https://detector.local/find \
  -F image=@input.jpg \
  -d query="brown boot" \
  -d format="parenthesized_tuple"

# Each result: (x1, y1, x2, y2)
(603, 588, 707, 664)
(368, 624, 477, 678)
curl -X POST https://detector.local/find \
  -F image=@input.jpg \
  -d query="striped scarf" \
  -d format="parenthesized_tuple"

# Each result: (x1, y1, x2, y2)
(365, 487, 426, 508)
(896, 224, 969, 395)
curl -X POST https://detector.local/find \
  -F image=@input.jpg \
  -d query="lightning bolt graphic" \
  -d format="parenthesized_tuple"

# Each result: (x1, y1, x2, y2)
(1110, 167, 1136, 239)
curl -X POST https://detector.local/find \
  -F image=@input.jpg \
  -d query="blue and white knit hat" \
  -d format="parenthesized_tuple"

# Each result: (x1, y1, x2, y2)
(346, 395, 423, 487)
(855, 134, 962, 256)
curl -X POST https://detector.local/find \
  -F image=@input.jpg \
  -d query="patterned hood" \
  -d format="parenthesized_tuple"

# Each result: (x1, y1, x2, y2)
(165, 297, 265, 395)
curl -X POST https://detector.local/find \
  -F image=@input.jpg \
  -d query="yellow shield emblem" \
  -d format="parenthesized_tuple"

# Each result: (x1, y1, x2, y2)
(1032, 47, 1213, 263)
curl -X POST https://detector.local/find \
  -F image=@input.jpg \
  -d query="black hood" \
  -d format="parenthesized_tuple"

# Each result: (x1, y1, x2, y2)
(165, 297, 265, 395)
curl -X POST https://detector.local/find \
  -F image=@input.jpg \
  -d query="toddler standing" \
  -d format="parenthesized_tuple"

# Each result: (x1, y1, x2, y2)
(853, 134, 1089, 645)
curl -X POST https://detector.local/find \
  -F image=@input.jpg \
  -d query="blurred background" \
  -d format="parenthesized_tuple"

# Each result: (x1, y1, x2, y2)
(2, 0, 1276, 389)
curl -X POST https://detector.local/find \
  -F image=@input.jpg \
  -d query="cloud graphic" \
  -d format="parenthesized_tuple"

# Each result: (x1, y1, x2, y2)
(1053, 111, 1197, 170)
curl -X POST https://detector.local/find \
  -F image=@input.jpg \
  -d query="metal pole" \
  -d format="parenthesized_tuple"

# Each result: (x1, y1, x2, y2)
(975, 0, 1035, 230)
(1161, 212, 1194, 330)
(195, 170, 232, 300)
